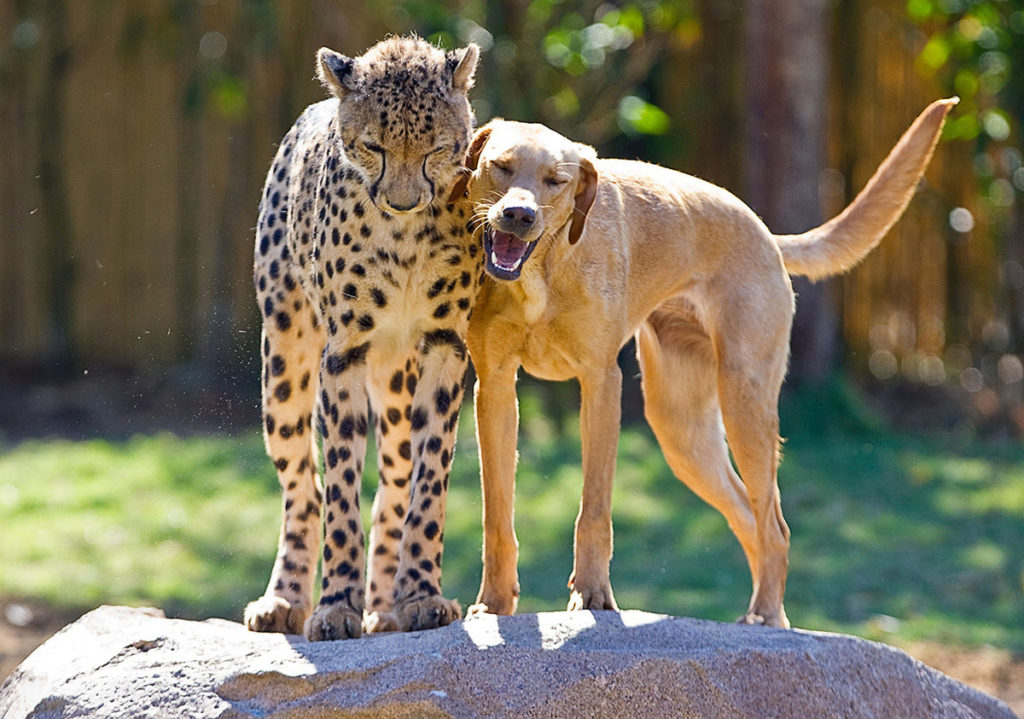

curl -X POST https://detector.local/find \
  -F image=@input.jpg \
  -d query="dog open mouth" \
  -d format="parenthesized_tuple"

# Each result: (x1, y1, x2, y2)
(484, 226, 537, 280)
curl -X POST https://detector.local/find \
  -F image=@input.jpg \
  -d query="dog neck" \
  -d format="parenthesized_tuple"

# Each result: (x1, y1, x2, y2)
(481, 221, 579, 327)
(500, 261, 548, 326)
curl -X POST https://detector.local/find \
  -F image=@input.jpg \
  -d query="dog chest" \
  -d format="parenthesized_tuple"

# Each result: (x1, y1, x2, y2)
(520, 335, 578, 381)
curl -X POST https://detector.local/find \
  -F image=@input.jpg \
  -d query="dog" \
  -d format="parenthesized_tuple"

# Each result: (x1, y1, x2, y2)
(448, 98, 956, 627)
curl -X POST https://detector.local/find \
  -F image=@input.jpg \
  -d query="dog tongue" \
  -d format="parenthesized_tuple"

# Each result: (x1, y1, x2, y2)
(490, 230, 529, 270)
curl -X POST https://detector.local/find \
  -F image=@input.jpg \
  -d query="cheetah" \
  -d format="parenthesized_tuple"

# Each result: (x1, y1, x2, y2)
(244, 36, 483, 641)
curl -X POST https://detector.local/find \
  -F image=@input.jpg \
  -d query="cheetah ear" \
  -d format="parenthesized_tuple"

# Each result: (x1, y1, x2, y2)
(446, 125, 492, 204)
(317, 47, 360, 98)
(568, 155, 598, 245)
(447, 44, 480, 94)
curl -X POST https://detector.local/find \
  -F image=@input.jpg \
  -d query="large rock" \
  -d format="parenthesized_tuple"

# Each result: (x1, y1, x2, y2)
(0, 605, 1013, 718)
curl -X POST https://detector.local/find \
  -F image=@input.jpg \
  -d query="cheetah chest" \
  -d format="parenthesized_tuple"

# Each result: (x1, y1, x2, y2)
(310, 196, 479, 351)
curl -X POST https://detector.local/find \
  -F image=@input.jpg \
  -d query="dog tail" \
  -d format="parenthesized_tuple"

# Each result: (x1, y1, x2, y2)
(775, 97, 957, 280)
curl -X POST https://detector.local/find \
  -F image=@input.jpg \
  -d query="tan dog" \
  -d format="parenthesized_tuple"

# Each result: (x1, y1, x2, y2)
(451, 98, 956, 627)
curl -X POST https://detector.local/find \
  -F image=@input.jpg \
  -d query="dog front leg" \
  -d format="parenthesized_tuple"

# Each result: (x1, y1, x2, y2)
(568, 364, 622, 611)
(469, 361, 522, 615)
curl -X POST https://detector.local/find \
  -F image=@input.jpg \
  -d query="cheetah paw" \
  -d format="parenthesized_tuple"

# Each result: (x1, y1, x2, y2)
(394, 595, 462, 631)
(305, 605, 363, 641)
(244, 595, 309, 635)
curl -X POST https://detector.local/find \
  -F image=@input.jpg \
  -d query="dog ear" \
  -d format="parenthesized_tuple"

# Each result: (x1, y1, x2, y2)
(446, 125, 493, 204)
(568, 156, 598, 245)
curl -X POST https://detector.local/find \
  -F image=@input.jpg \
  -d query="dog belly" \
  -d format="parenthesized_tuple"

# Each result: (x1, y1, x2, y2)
(520, 361, 574, 382)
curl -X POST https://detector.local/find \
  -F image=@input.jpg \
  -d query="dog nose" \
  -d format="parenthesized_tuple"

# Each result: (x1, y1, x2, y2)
(503, 206, 536, 228)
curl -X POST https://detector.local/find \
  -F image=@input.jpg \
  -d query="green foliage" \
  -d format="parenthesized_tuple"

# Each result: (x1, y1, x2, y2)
(910, 0, 1021, 133)
(907, 0, 1024, 210)
(1, 387, 1022, 651)
(375, 0, 696, 144)
(617, 95, 671, 135)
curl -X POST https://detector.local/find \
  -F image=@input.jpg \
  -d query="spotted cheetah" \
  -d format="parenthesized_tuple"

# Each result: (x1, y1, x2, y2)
(244, 36, 483, 641)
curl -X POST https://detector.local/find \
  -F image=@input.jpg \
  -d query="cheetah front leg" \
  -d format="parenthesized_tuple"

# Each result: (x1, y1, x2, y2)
(389, 332, 468, 631)
(244, 291, 325, 635)
(304, 341, 372, 641)
(363, 356, 419, 633)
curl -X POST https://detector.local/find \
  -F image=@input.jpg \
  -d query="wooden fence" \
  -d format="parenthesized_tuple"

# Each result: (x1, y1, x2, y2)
(0, 0, 1012, 396)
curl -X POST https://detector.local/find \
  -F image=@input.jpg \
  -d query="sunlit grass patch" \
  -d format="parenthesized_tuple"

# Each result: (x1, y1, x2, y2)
(1, 382, 1022, 652)
(0, 433, 279, 619)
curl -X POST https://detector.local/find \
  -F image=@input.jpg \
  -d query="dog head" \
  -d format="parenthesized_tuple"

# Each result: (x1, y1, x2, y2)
(449, 120, 598, 281)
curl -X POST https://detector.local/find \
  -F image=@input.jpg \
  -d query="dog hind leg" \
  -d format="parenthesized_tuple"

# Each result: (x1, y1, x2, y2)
(712, 305, 792, 629)
(636, 314, 760, 592)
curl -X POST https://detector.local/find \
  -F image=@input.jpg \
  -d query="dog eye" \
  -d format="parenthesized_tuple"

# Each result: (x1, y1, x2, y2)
(491, 162, 512, 175)
(544, 176, 567, 187)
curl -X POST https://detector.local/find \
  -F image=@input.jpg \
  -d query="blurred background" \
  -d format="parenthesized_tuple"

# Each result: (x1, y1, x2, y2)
(1, 0, 1022, 711)
(2, 0, 1023, 424)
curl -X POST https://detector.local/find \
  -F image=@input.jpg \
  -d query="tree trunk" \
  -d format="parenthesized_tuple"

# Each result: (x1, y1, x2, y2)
(175, 2, 202, 364)
(743, 0, 837, 385)
(38, 0, 76, 376)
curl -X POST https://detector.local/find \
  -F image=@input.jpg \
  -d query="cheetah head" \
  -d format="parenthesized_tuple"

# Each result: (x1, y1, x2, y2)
(316, 36, 479, 216)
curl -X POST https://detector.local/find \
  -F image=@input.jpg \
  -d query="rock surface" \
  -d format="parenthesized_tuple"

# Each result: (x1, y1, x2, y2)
(0, 605, 1014, 718)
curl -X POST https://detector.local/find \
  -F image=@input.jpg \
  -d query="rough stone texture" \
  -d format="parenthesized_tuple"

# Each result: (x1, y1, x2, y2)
(0, 605, 1014, 718)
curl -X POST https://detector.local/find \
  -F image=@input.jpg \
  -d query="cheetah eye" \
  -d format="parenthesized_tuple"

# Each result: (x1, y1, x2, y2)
(422, 145, 449, 164)
(362, 141, 385, 154)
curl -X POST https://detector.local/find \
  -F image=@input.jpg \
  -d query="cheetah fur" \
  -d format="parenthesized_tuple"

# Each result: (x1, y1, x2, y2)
(244, 36, 483, 641)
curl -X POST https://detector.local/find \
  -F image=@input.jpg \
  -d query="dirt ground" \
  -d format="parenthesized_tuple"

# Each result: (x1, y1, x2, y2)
(898, 640, 1024, 716)
(1, 599, 1021, 714)
(0, 600, 81, 684)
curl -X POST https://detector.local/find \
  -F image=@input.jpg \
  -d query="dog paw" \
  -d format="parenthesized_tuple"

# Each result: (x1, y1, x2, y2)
(394, 595, 462, 631)
(467, 592, 518, 616)
(567, 585, 618, 611)
(363, 610, 400, 633)
(736, 608, 790, 629)
(304, 605, 363, 641)
(244, 595, 309, 634)
(466, 603, 491, 617)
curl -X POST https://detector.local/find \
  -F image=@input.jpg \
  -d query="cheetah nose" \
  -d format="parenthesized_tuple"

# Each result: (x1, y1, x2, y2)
(502, 206, 536, 229)
(387, 198, 419, 213)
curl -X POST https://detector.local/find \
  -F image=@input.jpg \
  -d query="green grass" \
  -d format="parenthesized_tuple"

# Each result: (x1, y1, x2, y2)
(1, 382, 1022, 652)
(0, 434, 279, 619)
